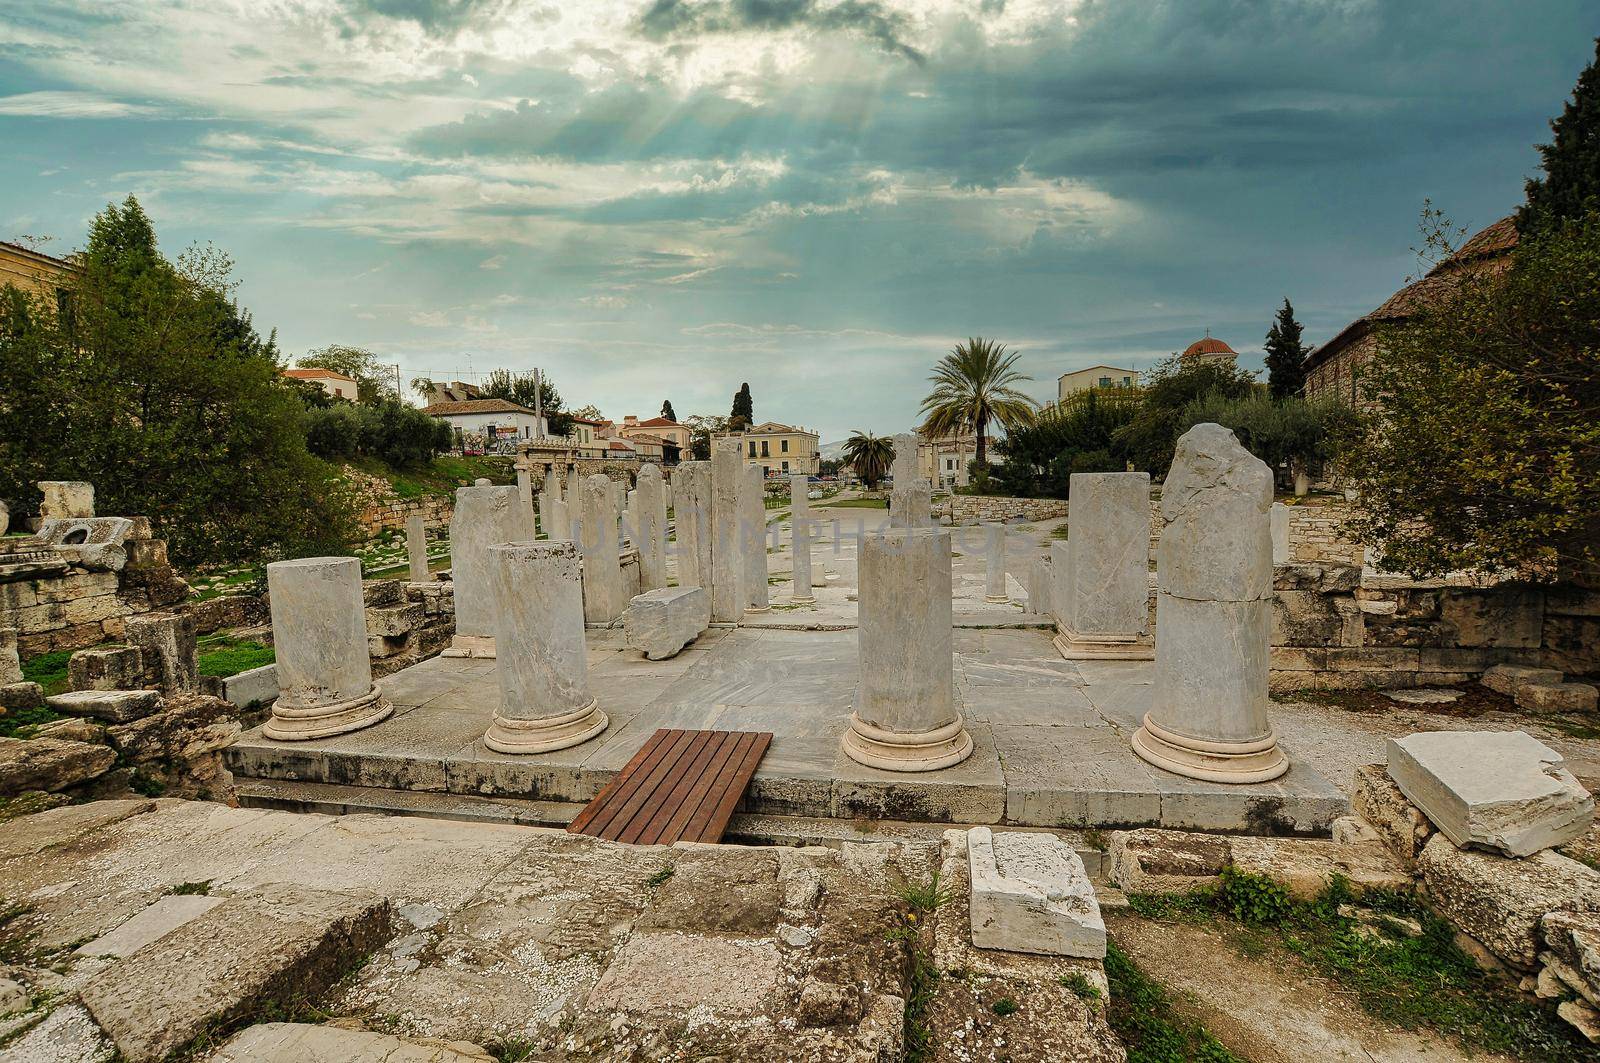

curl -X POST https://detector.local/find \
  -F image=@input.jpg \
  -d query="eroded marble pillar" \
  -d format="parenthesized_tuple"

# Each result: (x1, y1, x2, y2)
(578, 474, 628, 625)
(446, 480, 525, 657)
(405, 514, 430, 583)
(1132, 423, 1288, 784)
(791, 516, 815, 603)
(673, 460, 712, 590)
(983, 523, 1009, 603)
(265, 556, 392, 740)
(790, 473, 809, 518)
(484, 540, 608, 753)
(1054, 472, 1153, 661)
(637, 463, 667, 592)
(742, 463, 769, 613)
(842, 527, 973, 772)
(710, 439, 745, 622)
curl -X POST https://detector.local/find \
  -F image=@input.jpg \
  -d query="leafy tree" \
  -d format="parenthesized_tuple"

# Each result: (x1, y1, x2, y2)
(297, 344, 393, 404)
(1263, 299, 1309, 399)
(1342, 209, 1600, 578)
(993, 389, 1142, 498)
(842, 431, 894, 489)
(0, 195, 355, 565)
(304, 401, 452, 467)
(661, 399, 677, 421)
(1112, 354, 1258, 476)
(1518, 37, 1600, 233)
(570, 404, 603, 422)
(1178, 392, 1352, 489)
(482, 368, 569, 435)
(730, 383, 753, 430)
(919, 338, 1037, 467)
(683, 414, 728, 460)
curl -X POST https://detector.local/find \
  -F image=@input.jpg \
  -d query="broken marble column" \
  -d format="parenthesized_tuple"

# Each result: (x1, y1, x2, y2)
(636, 463, 667, 592)
(968, 826, 1105, 958)
(624, 586, 710, 660)
(37, 480, 94, 520)
(445, 481, 525, 657)
(983, 523, 1008, 603)
(1387, 730, 1594, 857)
(484, 540, 608, 753)
(791, 516, 816, 603)
(515, 461, 534, 519)
(264, 556, 392, 740)
(126, 612, 198, 694)
(842, 527, 973, 772)
(673, 460, 713, 590)
(542, 466, 569, 540)
(790, 473, 809, 518)
(1132, 424, 1287, 784)
(742, 463, 769, 614)
(578, 474, 628, 625)
(888, 434, 933, 529)
(1027, 555, 1053, 618)
(1055, 472, 1153, 660)
(405, 514, 430, 583)
(709, 439, 745, 623)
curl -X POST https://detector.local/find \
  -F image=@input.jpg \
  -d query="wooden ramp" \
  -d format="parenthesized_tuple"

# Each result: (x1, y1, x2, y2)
(567, 728, 772, 845)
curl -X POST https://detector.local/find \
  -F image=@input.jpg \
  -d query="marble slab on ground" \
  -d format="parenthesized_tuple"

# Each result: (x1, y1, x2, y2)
(228, 624, 1346, 833)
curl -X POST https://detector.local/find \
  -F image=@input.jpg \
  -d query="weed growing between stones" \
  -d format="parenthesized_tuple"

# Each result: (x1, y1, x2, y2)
(0, 702, 64, 739)
(18, 650, 72, 698)
(1129, 873, 1596, 1061)
(991, 996, 1018, 1016)
(196, 635, 275, 679)
(487, 1037, 539, 1061)
(1104, 940, 1244, 1062)
(167, 881, 212, 896)
(1061, 972, 1102, 1000)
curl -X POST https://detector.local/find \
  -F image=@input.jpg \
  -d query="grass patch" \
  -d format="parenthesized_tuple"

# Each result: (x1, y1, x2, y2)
(1061, 972, 1102, 1000)
(196, 636, 275, 679)
(20, 650, 72, 697)
(820, 497, 888, 509)
(645, 866, 674, 888)
(895, 869, 954, 916)
(1106, 940, 1245, 1062)
(990, 996, 1018, 1017)
(167, 881, 212, 896)
(901, 942, 940, 1063)
(0, 702, 65, 739)
(1129, 872, 1595, 1061)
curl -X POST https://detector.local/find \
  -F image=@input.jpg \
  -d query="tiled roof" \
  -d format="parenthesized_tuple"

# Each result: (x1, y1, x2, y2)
(284, 367, 357, 382)
(420, 398, 537, 416)
(1182, 337, 1236, 358)
(635, 416, 682, 428)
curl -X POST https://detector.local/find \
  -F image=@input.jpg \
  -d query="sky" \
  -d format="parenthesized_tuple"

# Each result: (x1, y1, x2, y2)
(1, 1, 1594, 442)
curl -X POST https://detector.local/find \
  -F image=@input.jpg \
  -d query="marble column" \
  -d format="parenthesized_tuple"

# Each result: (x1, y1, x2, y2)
(1054, 472, 1154, 661)
(983, 523, 1009, 603)
(887, 433, 920, 529)
(791, 515, 816, 603)
(264, 556, 392, 740)
(789, 473, 809, 518)
(578, 474, 628, 625)
(446, 480, 525, 657)
(672, 460, 712, 590)
(1027, 553, 1053, 618)
(842, 527, 973, 772)
(1132, 423, 1288, 784)
(405, 514, 430, 583)
(742, 463, 769, 613)
(709, 439, 745, 622)
(484, 540, 609, 753)
(636, 464, 667, 591)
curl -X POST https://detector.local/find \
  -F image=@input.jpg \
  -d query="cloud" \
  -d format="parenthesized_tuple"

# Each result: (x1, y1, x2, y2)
(0, 91, 155, 118)
(409, 310, 451, 326)
(636, 0, 925, 62)
(479, 254, 506, 269)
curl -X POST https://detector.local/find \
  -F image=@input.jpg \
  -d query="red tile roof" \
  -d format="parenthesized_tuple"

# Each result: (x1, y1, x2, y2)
(284, 367, 357, 382)
(1182, 337, 1237, 358)
(420, 398, 537, 416)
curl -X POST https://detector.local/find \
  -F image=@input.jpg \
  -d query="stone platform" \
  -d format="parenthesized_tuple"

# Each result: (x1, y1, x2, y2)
(228, 626, 1346, 833)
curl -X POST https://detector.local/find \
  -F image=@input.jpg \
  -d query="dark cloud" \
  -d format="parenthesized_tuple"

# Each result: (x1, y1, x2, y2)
(636, 0, 924, 63)
(342, 0, 507, 32)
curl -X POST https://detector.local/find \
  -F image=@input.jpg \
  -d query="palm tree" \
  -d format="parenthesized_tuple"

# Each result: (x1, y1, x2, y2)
(919, 338, 1038, 468)
(841, 431, 895, 489)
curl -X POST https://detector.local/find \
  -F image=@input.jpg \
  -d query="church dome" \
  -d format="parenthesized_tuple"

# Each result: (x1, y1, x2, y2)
(1183, 336, 1237, 358)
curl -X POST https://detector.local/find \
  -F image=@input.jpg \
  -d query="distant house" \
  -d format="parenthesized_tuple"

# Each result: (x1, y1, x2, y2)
(917, 431, 1000, 488)
(0, 240, 77, 321)
(564, 416, 608, 459)
(720, 421, 821, 477)
(284, 367, 359, 402)
(619, 414, 691, 454)
(422, 397, 547, 450)
(420, 380, 485, 405)
(1057, 365, 1141, 402)
(625, 432, 674, 464)
(1304, 217, 1518, 407)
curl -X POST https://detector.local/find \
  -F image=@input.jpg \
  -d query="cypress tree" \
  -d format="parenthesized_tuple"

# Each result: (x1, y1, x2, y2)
(661, 399, 676, 421)
(1518, 37, 1600, 232)
(1263, 298, 1308, 399)
(730, 383, 753, 429)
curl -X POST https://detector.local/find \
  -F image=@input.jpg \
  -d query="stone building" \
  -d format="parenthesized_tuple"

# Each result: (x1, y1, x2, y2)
(0, 238, 76, 304)
(422, 397, 548, 449)
(720, 421, 821, 477)
(619, 414, 691, 454)
(1304, 216, 1518, 406)
(282, 367, 359, 401)
(1056, 365, 1141, 402)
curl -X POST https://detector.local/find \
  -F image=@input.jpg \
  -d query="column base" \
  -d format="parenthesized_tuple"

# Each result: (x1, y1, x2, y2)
(442, 634, 496, 658)
(745, 605, 771, 614)
(265, 686, 393, 742)
(790, 592, 816, 604)
(1131, 712, 1289, 784)
(984, 593, 1011, 604)
(841, 713, 974, 773)
(1053, 629, 1154, 661)
(484, 698, 609, 754)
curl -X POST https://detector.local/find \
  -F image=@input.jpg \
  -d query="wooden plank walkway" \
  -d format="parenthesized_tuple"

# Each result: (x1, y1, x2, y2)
(567, 729, 773, 845)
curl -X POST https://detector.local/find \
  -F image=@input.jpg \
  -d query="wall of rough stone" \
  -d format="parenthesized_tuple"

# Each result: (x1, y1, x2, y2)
(942, 495, 1070, 525)
(345, 468, 455, 540)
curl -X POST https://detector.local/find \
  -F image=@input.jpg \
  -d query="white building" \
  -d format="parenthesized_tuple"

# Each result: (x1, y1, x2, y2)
(422, 398, 547, 451)
(284, 367, 360, 402)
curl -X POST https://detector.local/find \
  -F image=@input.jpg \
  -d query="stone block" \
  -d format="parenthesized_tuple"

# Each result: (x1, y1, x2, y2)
(1518, 681, 1598, 715)
(967, 826, 1105, 958)
(0, 627, 20, 686)
(589, 930, 780, 1018)
(1228, 836, 1411, 901)
(76, 894, 225, 959)
(208, 1024, 497, 1063)
(222, 664, 278, 709)
(367, 602, 425, 637)
(1440, 587, 1543, 648)
(1480, 663, 1562, 697)
(69, 645, 146, 691)
(1352, 763, 1433, 868)
(126, 611, 199, 693)
(1543, 912, 1600, 1006)
(623, 586, 710, 660)
(47, 689, 162, 723)
(124, 538, 168, 569)
(1107, 828, 1229, 893)
(0, 681, 45, 712)
(37, 479, 95, 519)
(106, 695, 241, 764)
(1387, 731, 1594, 857)
(1416, 835, 1600, 969)
(0, 735, 117, 796)
(81, 884, 391, 1063)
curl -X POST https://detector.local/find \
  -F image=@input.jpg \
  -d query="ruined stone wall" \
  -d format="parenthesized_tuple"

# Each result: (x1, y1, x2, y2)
(1282, 499, 1364, 566)
(345, 468, 455, 540)
(942, 495, 1070, 525)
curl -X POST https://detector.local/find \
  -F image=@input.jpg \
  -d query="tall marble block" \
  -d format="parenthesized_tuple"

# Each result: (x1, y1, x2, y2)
(1055, 472, 1153, 660)
(1027, 555, 1053, 618)
(709, 439, 745, 622)
(578, 474, 629, 625)
(446, 483, 525, 657)
(539, 467, 564, 539)
(405, 514, 430, 583)
(983, 524, 1008, 603)
(742, 464, 770, 613)
(636, 464, 668, 592)
(789, 473, 809, 518)
(484, 541, 608, 754)
(791, 516, 816, 603)
(264, 556, 392, 740)
(1132, 424, 1288, 784)
(673, 461, 713, 591)
(842, 528, 973, 772)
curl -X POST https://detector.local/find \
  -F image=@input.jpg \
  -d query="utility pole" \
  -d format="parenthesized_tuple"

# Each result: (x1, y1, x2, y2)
(393, 364, 402, 402)
(532, 367, 544, 438)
